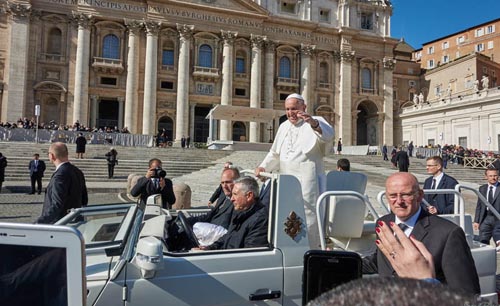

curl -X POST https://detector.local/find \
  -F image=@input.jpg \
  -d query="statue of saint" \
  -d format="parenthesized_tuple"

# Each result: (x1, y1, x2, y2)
(481, 75, 489, 90)
(473, 79, 479, 92)
(413, 93, 419, 104)
(418, 92, 424, 103)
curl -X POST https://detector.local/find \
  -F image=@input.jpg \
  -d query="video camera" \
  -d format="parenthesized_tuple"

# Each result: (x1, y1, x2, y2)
(151, 167, 167, 178)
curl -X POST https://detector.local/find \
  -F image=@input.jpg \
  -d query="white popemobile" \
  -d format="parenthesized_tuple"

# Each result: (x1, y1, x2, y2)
(3, 170, 496, 305)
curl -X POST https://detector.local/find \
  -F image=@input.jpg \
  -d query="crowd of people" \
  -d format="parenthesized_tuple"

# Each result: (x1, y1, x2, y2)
(0, 118, 131, 134)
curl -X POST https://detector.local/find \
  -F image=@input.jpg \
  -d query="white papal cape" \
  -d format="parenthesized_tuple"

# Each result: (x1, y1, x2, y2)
(259, 117, 334, 248)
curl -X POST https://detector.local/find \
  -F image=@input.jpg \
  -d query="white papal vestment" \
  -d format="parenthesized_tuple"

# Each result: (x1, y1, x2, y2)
(259, 117, 334, 248)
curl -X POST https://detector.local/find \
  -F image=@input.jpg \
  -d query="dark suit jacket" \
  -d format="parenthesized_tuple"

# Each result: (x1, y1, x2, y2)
(130, 176, 176, 209)
(37, 162, 88, 224)
(474, 183, 500, 224)
(188, 194, 234, 229)
(423, 173, 459, 214)
(363, 210, 480, 295)
(28, 160, 46, 177)
(259, 180, 271, 210)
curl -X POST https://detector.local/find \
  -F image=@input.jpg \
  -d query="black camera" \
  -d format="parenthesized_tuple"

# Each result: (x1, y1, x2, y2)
(152, 167, 167, 178)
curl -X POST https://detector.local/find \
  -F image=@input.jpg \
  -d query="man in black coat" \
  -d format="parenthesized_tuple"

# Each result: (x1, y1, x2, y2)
(474, 167, 500, 244)
(205, 177, 268, 250)
(363, 172, 480, 295)
(130, 158, 176, 209)
(75, 133, 86, 159)
(189, 167, 239, 229)
(395, 146, 410, 172)
(28, 153, 46, 194)
(423, 156, 458, 214)
(36, 143, 88, 224)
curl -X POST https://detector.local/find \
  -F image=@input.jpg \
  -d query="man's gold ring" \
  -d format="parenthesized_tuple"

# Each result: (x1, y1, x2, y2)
(389, 251, 397, 259)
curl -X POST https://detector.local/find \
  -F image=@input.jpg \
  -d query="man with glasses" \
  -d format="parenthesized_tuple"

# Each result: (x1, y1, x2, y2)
(36, 142, 88, 224)
(474, 167, 500, 244)
(188, 167, 240, 229)
(363, 172, 480, 295)
(423, 156, 458, 214)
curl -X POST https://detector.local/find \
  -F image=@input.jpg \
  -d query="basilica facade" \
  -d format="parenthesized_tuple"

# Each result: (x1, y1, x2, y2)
(0, 0, 396, 145)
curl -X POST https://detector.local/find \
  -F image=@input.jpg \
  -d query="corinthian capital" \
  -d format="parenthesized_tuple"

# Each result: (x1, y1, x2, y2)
(124, 19, 143, 35)
(301, 43, 316, 56)
(6, 2, 31, 19)
(70, 12, 93, 29)
(250, 34, 266, 49)
(265, 40, 278, 53)
(340, 50, 355, 62)
(383, 57, 396, 70)
(144, 20, 162, 36)
(221, 30, 237, 45)
(177, 23, 194, 42)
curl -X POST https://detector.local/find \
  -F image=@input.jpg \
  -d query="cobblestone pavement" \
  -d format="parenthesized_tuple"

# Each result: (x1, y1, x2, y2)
(0, 193, 126, 224)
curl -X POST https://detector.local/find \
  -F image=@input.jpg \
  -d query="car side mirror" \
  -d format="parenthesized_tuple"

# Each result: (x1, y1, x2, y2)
(133, 236, 163, 279)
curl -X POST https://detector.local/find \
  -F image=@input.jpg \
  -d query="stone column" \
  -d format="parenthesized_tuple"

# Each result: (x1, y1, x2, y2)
(1, 3, 31, 123)
(249, 34, 265, 143)
(117, 97, 124, 128)
(175, 24, 194, 144)
(71, 12, 93, 127)
(220, 30, 237, 141)
(300, 43, 315, 110)
(263, 40, 277, 143)
(337, 44, 355, 146)
(89, 95, 99, 128)
(142, 21, 161, 135)
(124, 19, 143, 134)
(189, 103, 196, 142)
(382, 57, 395, 146)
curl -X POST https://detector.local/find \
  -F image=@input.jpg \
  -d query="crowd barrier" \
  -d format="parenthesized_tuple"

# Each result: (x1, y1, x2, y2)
(0, 127, 154, 147)
(464, 157, 499, 169)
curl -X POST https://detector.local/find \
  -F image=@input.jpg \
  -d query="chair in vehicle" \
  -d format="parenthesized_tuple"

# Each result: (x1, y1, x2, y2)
(321, 171, 377, 255)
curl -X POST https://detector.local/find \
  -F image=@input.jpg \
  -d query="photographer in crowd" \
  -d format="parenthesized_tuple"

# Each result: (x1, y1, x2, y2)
(131, 158, 176, 209)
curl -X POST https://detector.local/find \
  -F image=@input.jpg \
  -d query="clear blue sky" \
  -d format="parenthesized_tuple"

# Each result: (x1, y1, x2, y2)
(391, 0, 500, 49)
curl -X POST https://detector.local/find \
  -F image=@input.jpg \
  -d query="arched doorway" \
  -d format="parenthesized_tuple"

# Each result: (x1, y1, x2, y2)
(157, 116, 173, 141)
(356, 101, 379, 145)
(42, 97, 60, 124)
(232, 121, 246, 141)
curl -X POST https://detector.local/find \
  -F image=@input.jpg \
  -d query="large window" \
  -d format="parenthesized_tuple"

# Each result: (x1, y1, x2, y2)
(236, 58, 245, 73)
(102, 34, 120, 59)
(47, 28, 62, 54)
(279, 56, 291, 78)
(162, 49, 174, 66)
(319, 62, 329, 83)
(361, 68, 372, 89)
(198, 44, 212, 67)
(360, 13, 373, 30)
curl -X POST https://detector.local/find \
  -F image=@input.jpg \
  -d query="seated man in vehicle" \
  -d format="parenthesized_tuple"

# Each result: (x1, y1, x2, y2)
(188, 167, 240, 229)
(202, 177, 269, 250)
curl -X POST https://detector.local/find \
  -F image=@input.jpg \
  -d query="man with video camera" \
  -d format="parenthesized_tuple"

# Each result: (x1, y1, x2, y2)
(131, 158, 176, 209)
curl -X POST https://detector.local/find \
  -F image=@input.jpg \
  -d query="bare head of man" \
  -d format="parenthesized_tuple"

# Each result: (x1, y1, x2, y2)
(231, 177, 259, 211)
(48, 142, 69, 165)
(221, 168, 240, 197)
(385, 172, 423, 221)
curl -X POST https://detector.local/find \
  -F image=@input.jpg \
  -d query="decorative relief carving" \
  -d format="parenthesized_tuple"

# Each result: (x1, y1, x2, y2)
(340, 50, 355, 62)
(144, 20, 162, 36)
(265, 40, 278, 53)
(300, 43, 316, 56)
(250, 34, 266, 49)
(221, 30, 237, 45)
(383, 57, 396, 70)
(6, 2, 31, 19)
(177, 23, 194, 41)
(124, 19, 143, 35)
(70, 12, 93, 29)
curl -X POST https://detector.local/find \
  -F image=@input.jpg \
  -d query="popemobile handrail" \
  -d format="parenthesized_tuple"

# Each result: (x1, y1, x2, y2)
(455, 184, 500, 223)
(316, 190, 380, 251)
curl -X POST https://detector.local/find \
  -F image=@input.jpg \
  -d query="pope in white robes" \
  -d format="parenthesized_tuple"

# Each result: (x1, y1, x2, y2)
(255, 93, 334, 248)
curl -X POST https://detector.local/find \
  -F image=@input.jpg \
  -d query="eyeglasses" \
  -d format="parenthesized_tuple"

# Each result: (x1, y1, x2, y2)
(387, 192, 416, 201)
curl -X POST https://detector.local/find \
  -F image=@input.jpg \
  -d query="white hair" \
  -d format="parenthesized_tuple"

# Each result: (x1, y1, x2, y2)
(285, 93, 306, 105)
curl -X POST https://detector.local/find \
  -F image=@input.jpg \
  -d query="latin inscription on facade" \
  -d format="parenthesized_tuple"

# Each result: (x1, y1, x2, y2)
(196, 83, 214, 95)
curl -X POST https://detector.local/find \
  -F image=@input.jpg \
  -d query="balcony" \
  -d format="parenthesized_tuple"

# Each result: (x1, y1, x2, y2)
(38, 53, 66, 63)
(361, 87, 376, 95)
(160, 65, 175, 73)
(235, 72, 248, 79)
(92, 57, 124, 74)
(276, 77, 299, 90)
(193, 66, 220, 82)
(318, 82, 332, 90)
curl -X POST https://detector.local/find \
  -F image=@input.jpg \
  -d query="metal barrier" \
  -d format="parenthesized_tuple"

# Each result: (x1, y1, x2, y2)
(463, 157, 498, 169)
(455, 184, 500, 221)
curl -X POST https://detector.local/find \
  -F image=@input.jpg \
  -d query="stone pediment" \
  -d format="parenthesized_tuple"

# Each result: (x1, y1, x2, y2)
(165, 0, 269, 17)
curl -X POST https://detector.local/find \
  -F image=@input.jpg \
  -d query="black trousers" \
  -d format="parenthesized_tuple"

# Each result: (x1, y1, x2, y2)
(30, 174, 42, 193)
(108, 164, 115, 178)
